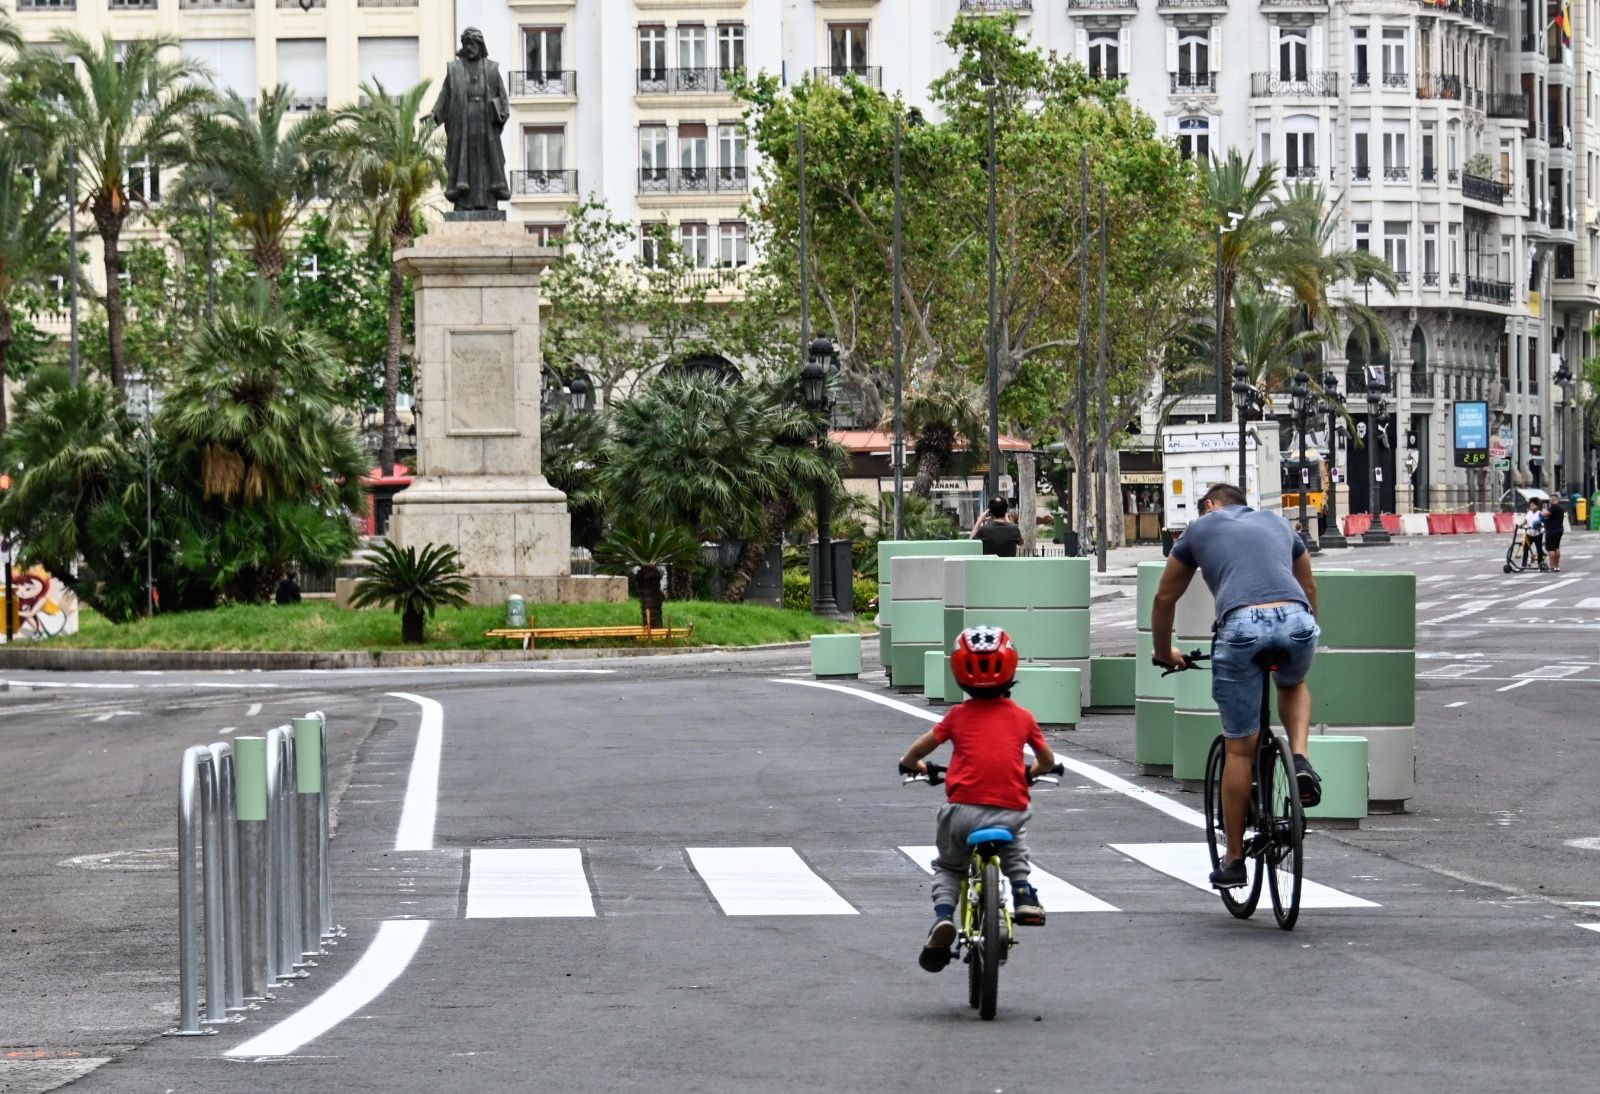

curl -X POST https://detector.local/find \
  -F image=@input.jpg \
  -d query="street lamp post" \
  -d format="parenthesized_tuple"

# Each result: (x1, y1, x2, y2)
(1291, 368, 1320, 554)
(802, 335, 846, 619)
(1319, 371, 1348, 548)
(1230, 363, 1254, 493)
(984, 79, 1001, 500)
(1363, 371, 1392, 545)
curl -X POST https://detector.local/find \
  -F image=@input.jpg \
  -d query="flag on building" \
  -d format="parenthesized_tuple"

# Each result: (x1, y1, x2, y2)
(1559, 3, 1574, 48)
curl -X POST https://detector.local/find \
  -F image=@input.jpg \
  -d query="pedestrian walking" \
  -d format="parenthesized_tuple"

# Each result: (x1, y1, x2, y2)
(1544, 497, 1566, 572)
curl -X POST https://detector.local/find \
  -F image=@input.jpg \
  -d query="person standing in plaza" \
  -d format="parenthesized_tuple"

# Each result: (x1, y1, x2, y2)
(970, 497, 1022, 557)
(1544, 497, 1566, 572)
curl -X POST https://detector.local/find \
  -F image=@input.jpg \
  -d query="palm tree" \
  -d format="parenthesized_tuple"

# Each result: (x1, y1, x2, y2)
(5, 32, 209, 399)
(0, 10, 21, 54)
(1199, 151, 1282, 420)
(348, 540, 471, 644)
(1271, 181, 1398, 362)
(178, 86, 334, 305)
(900, 373, 986, 497)
(594, 525, 702, 628)
(326, 79, 445, 476)
(0, 139, 66, 434)
(1227, 284, 1327, 404)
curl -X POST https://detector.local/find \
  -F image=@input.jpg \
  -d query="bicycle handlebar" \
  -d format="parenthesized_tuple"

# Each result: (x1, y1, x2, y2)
(899, 760, 1064, 786)
(1154, 649, 1211, 676)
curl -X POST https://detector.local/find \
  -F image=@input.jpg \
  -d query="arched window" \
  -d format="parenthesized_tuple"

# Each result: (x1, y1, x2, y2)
(1409, 324, 1428, 395)
(1177, 117, 1210, 161)
(667, 353, 743, 384)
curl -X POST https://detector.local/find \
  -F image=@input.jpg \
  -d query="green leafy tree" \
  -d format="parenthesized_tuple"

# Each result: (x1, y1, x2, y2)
(177, 86, 334, 304)
(4, 32, 209, 398)
(0, 138, 66, 434)
(325, 79, 444, 475)
(599, 373, 838, 602)
(282, 213, 410, 418)
(348, 541, 470, 644)
(540, 404, 608, 550)
(159, 304, 367, 602)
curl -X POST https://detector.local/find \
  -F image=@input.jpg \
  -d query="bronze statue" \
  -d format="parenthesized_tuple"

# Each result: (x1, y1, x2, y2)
(430, 27, 511, 212)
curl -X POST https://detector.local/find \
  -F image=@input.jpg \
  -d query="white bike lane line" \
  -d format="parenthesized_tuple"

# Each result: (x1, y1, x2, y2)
(227, 692, 442, 1059)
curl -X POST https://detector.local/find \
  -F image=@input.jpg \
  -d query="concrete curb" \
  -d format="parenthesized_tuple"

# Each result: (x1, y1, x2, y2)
(0, 637, 872, 673)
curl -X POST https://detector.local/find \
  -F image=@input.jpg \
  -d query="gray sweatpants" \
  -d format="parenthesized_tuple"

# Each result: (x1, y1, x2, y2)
(929, 802, 1033, 910)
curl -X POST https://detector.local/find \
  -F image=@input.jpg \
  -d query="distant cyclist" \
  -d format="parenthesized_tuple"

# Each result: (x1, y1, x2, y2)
(1150, 483, 1321, 890)
(898, 626, 1055, 972)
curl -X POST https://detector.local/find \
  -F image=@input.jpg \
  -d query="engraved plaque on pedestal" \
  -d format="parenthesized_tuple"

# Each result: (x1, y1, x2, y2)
(446, 330, 516, 435)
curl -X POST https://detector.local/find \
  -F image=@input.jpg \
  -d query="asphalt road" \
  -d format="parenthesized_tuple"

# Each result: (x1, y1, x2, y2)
(1, 533, 1597, 1092)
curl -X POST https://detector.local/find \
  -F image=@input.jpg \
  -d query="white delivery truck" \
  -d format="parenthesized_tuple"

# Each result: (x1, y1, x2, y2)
(1161, 421, 1283, 537)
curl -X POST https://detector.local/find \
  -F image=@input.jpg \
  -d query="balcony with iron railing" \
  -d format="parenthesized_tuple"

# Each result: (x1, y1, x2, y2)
(1352, 164, 1372, 181)
(1382, 165, 1410, 181)
(357, 0, 419, 6)
(1461, 171, 1506, 204)
(1250, 71, 1340, 97)
(1416, 73, 1462, 100)
(111, 0, 158, 8)
(1421, 163, 1437, 182)
(1411, 367, 1433, 396)
(511, 170, 578, 196)
(1464, 276, 1513, 304)
(638, 166, 750, 195)
(1169, 72, 1217, 93)
(17, 1, 78, 9)
(1284, 163, 1319, 180)
(278, 0, 321, 7)
(1067, 0, 1138, 8)
(289, 95, 327, 112)
(1158, 0, 1228, 7)
(637, 67, 744, 95)
(1423, 0, 1502, 31)
(510, 70, 577, 97)
(813, 66, 883, 89)
(959, 0, 1033, 10)
(1549, 124, 1571, 149)
(179, 0, 254, 8)
(1487, 92, 1529, 118)
(1422, 271, 1441, 287)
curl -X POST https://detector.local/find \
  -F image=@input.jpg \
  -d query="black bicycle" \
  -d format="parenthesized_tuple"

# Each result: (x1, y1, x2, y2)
(900, 759, 1063, 1020)
(1158, 648, 1305, 930)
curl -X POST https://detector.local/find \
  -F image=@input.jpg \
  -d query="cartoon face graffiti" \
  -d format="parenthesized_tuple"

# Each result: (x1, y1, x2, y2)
(9, 566, 76, 639)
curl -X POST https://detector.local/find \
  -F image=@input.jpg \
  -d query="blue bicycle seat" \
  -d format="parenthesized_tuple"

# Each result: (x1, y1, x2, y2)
(966, 827, 1015, 847)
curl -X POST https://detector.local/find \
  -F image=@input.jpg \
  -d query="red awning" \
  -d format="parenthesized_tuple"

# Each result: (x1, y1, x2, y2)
(361, 464, 414, 488)
(828, 429, 1032, 454)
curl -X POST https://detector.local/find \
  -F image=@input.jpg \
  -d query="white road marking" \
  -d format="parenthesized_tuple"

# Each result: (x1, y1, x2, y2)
(687, 847, 856, 916)
(1513, 664, 1588, 679)
(1446, 702, 1468, 708)
(78, 710, 138, 722)
(1415, 601, 1441, 610)
(219, 727, 236, 735)
(1419, 575, 1453, 584)
(777, 679, 1209, 830)
(1418, 664, 1489, 678)
(5, 680, 136, 690)
(224, 920, 430, 1058)
(1578, 923, 1600, 935)
(899, 846, 1119, 912)
(465, 849, 596, 918)
(1579, 598, 1600, 610)
(389, 693, 442, 852)
(1496, 679, 1537, 692)
(1424, 578, 1583, 625)
(1518, 599, 1557, 609)
(1111, 843, 1381, 909)
(246, 702, 262, 717)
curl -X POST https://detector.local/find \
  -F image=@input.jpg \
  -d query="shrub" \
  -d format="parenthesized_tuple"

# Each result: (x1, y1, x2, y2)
(347, 541, 471, 643)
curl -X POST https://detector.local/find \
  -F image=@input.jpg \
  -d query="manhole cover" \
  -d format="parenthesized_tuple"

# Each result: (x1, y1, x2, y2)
(57, 848, 177, 872)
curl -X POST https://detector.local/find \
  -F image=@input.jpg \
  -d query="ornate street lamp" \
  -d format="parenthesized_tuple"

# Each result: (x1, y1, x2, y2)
(1291, 368, 1320, 553)
(802, 334, 846, 619)
(568, 373, 592, 413)
(1363, 364, 1392, 545)
(1319, 371, 1348, 548)
(1230, 363, 1257, 492)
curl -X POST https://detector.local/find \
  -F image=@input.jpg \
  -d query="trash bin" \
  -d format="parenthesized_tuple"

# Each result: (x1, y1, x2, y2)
(1055, 530, 1082, 557)
(505, 595, 527, 628)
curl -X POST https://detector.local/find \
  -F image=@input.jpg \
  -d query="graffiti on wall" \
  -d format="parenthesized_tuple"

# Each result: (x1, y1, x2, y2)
(0, 566, 80, 642)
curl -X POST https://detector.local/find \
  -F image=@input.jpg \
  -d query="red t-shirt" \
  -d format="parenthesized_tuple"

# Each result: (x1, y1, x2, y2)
(931, 698, 1047, 811)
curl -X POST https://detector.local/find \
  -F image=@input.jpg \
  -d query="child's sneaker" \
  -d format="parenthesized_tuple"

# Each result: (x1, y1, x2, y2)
(1012, 882, 1046, 926)
(918, 916, 957, 972)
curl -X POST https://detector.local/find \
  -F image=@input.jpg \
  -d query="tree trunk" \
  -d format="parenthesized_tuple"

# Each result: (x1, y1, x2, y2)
(1016, 450, 1036, 555)
(1217, 270, 1237, 421)
(98, 208, 128, 400)
(911, 445, 948, 498)
(255, 238, 286, 312)
(401, 609, 425, 644)
(723, 503, 784, 603)
(382, 224, 412, 477)
(637, 566, 664, 628)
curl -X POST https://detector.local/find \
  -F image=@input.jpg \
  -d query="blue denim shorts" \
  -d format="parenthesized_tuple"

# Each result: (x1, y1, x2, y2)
(1210, 605, 1319, 738)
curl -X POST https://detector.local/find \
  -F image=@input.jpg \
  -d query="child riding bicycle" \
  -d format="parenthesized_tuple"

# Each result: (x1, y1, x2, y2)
(898, 625, 1057, 973)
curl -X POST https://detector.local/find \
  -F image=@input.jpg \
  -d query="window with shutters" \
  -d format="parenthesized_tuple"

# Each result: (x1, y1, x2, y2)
(1177, 33, 1209, 90)
(679, 123, 708, 176)
(1352, 27, 1369, 87)
(278, 39, 328, 111)
(1284, 125, 1316, 179)
(1383, 221, 1410, 281)
(717, 24, 745, 73)
(1177, 118, 1209, 161)
(1382, 129, 1409, 180)
(718, 221, 748, 268)
(679, 222, 711, 269)
(639, 125, 669, 182)
(718, 124, 747, 185)
(1278, 30, 1308, 82)
(182, 39, 256, 103)
(829, 23, 869, 72)
(524, 126, 563, 173)
(1380, 28, 1407, 87)
(678, 24, 708, 71)
(639, 25, 667, 78)
(524, 27, 563, 77)
(1088, 32, 1119, 80)
(358, 38, 419, 97)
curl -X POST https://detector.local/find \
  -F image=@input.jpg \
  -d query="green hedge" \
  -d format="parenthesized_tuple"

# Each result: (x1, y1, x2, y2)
(783, 569, 874, 614)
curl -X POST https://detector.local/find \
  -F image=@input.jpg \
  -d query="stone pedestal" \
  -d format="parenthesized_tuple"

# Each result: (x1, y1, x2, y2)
(390, 221, 626, 605)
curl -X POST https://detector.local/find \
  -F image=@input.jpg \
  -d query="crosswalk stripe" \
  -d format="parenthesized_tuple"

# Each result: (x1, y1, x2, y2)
(898, 846, 1120, 912)
(1110, 842, 1381, 909)
(687, 846, 857, 916)
(465, 848, 596, 918)
(1578, 598, 1600, 610)
(1518, 599, 1557, 609)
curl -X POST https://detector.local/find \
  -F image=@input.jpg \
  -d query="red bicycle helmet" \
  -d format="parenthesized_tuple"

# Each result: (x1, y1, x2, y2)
(951, 625, 1018, 691)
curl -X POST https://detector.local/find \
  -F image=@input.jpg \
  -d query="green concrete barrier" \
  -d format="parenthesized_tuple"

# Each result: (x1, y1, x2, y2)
(1314, 572, 1416, 649)
(1089, 655, 1136, 710)
(1011, 665, 1082, 728)
(890, 556, 957, 692)
(1171, 663, 1221, 783)
(1134, 563, 1177, 770)
(810, 633, 862, 679)
(923, 649, 946, 703)
(1304, 735, 1369, 822)
(943, 556, 1091, 705)
(877, 540, 981, 686)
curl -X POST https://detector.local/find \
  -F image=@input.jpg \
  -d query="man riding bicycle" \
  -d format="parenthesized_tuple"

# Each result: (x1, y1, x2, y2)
(1150, 483, 1322, 890)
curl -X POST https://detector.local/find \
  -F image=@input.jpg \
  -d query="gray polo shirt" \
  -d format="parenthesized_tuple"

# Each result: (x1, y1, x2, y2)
(1170, 505, 1307, 623)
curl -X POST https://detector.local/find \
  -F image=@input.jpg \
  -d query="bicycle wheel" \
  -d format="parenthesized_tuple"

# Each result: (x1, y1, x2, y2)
(1203, 734, 1261, 919)
(1505, 541, 1525, 573)
(1262, 736, 1305, 930)
(977, 860, 1002, 1020)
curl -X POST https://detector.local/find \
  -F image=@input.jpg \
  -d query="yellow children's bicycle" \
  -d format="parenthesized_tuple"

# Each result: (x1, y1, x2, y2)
(901, 760, 1063, 1020)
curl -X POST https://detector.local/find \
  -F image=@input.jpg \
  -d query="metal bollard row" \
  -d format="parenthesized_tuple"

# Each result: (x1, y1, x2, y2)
(169, 712, 342, 1037)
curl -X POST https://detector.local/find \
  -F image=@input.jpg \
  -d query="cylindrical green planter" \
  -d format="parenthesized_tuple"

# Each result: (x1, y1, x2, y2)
(1305, 735, 1369, 822)
(946, 556, 1091, 705)
(878, 539, 982, 690)
(1010, 665, 1082, 728)
(1133, 570, 1179, 771)
(1089, 655, 1136, 710)
(1171, 662, 1220, 782)
(1135, 698, 1175, 767)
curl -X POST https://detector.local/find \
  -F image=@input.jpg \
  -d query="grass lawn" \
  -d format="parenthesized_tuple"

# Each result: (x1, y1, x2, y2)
(53, 599, 874, 652)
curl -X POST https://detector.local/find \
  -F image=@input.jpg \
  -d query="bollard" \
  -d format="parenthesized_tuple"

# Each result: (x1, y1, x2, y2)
(305, 711, 341, 942)
(169, 747, 218, 1035)
(234, 735, 273, 1002)
(292, 715, 325, 960)
(206, 742, 247, 1014)
(265, 727, 308, 982)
